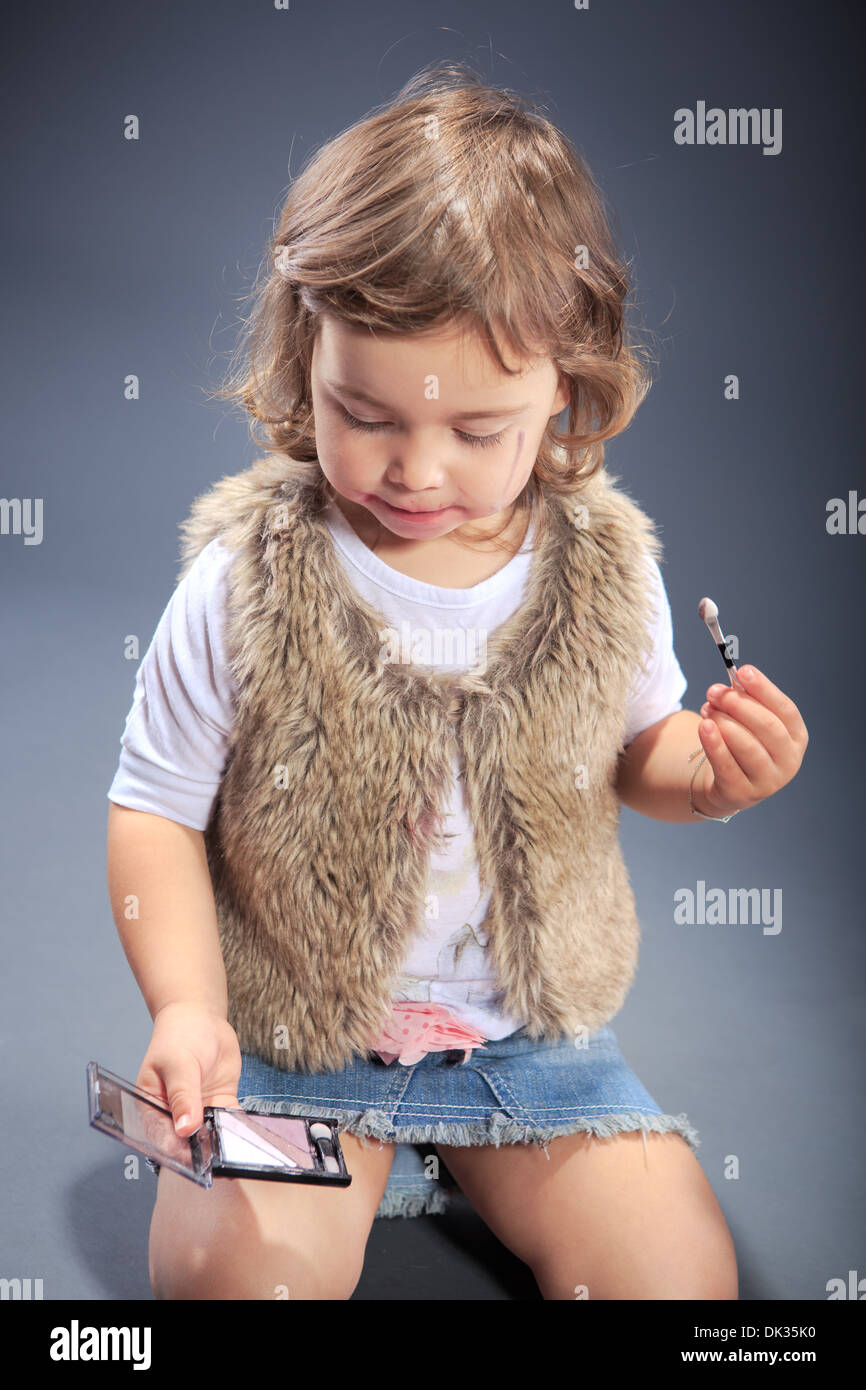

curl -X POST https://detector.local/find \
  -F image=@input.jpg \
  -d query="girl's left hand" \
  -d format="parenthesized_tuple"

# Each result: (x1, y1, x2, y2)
(695, 665, 809, 818)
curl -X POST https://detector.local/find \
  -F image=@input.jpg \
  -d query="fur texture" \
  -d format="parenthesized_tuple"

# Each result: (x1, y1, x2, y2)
(178, 452, 664, 1073)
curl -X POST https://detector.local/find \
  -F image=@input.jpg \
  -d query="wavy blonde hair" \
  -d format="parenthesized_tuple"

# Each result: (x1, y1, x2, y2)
(213, 61, 656, 552)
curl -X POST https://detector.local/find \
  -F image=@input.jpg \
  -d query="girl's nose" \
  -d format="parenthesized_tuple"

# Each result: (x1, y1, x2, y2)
(385, 441, 447, 493)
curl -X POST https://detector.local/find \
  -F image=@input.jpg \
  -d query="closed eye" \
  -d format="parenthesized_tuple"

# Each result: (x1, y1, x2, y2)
(339, 406, 506, 450)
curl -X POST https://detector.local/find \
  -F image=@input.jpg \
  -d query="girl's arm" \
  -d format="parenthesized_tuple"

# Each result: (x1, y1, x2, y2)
(106, 802, 228, 1020)
(616, 709, 715, 822)
(106, 802, 243, 1133)
(616, 666, 808, 822)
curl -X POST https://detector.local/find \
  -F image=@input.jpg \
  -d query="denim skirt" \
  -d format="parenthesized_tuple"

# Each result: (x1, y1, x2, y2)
(237, 1023, 700, 1220)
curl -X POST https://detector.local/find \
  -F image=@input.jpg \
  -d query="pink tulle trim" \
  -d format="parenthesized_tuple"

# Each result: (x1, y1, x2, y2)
(367, 1001, 489, 1066)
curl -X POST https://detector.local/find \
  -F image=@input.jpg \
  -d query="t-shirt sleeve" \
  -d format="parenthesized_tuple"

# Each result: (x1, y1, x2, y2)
(622, 556, 688, 745)
(106, 538, 238, 831)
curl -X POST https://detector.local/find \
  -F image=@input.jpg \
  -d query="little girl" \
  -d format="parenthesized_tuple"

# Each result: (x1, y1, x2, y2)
(106, 63, 808, 1301)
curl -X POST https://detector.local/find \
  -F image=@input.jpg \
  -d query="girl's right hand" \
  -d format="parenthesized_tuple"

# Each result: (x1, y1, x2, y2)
(135, 1001, 243, 1136)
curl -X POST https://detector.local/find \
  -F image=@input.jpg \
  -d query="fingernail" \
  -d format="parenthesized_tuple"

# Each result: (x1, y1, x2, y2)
(175, 1113, 191, 1132)
(739, 667, 755, 681)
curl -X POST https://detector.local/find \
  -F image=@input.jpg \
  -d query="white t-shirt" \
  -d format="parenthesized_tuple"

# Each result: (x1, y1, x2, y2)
(107, 496, 688, 1040)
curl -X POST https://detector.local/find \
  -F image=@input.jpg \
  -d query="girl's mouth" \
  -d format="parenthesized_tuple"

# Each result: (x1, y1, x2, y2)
(374, 496, 457, 523)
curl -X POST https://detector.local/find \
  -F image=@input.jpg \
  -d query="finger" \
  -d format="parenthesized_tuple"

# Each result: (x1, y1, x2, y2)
(200, 1053, 243, 1113)
(149, 1055, 205, 1136)
(134, 1065, 170, 1109)
(697, 717, 751, 805)
(730, 666, 809, 749)
(137, 1066, 238, 1118)
(701, 708, 775, 789)
(702, 685, 795, 770)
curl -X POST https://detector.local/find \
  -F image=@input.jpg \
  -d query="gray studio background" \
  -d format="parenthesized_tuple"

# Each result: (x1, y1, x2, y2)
(2, 0, 863, 1301)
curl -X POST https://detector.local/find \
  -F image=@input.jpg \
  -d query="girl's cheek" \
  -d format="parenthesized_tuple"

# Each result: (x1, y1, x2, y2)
(316, 424, 350, 468)
(321, 441, 374, 494)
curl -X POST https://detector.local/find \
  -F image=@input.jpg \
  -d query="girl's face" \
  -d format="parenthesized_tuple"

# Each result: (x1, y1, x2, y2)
(309, 314, 570, 541)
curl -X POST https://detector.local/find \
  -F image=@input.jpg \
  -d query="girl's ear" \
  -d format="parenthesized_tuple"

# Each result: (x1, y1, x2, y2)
(552, 371, 571, 418)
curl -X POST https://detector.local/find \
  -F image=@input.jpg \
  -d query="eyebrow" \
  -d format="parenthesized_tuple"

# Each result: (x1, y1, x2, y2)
(324, 380, 530, 421)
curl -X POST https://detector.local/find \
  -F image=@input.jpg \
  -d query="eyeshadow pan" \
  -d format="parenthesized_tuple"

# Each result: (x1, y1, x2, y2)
(243, 1114, 317, 1168)
(215, 1111, 291, 1167)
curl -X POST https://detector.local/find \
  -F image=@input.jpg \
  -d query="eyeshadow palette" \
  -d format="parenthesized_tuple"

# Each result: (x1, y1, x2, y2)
(87, 1061, 351, 1189)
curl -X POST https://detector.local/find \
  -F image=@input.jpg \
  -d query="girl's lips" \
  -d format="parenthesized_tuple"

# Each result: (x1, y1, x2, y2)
(375, 496, 455, 519)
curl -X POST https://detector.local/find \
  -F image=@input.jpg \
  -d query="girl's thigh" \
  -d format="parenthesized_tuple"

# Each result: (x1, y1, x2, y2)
(149, 1132, 396, 1300)
(435, 1130, 738, 1301)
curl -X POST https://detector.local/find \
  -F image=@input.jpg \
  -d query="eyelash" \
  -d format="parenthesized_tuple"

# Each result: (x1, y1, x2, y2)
(339, 406, 506, 450)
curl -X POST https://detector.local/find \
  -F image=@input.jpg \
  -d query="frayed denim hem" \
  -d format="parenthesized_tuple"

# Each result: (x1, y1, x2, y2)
(376, 1182, 453, 1220)
(237, 1099, 702, 1219)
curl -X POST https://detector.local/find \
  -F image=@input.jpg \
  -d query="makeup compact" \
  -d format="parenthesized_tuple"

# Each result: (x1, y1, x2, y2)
(86, 1062, 351, 1190)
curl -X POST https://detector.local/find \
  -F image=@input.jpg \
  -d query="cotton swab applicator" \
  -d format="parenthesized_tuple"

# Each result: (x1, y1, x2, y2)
(697, 596, 745, 691)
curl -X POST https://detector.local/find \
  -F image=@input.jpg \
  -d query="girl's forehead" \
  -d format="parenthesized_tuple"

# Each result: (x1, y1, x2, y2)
(314, 313, 549, 388)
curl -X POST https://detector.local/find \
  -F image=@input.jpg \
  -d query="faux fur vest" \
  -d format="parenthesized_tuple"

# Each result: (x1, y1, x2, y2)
(177, 452, 664, 1073)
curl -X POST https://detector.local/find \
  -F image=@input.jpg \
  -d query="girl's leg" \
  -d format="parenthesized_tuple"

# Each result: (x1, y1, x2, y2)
(435, 1130, 738, 1300)
(149, 1133, 396, 1300)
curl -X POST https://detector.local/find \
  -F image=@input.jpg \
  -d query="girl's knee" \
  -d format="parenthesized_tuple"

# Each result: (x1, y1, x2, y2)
(657, 1235, 739, 1300)
(148, 1169, 368, 1300)
(539, 1233, 739, 1301)
(688, 1223, 739, 1300)
(533, 1172, 740, 1300)
(150, 1252, 361, 1301)
(635, 1207, 739, 1301)
(149, 1226, 364, 1300)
